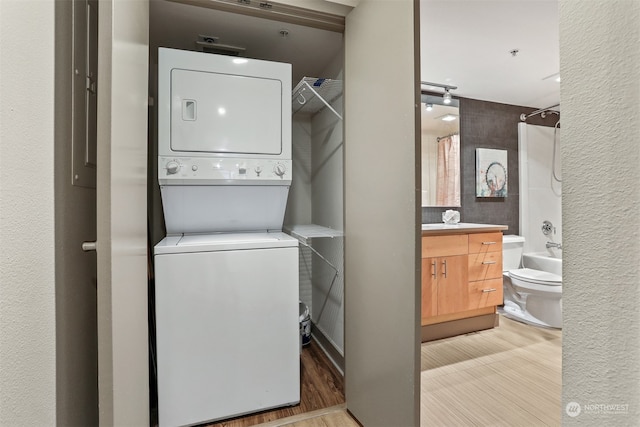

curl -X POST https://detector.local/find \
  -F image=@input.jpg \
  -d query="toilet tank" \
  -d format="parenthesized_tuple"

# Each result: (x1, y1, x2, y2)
(502, 235, 525, 271)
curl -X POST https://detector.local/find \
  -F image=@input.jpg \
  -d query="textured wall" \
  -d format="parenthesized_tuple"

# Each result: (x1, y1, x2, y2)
(560, 0, 640, 424)
(0, 1, 57, 424)
(422, 97, 559, 235)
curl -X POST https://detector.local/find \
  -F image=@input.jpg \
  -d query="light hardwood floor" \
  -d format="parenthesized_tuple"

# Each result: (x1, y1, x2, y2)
(254, 405, 359, 427)
(209, 340, 345, 427)
(421, 315, 562, 426)
(265, 314, 561, 427)
(196, 314, 561, 427)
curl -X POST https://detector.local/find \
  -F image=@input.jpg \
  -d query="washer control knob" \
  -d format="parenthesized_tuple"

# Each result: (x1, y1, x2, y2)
(166, 161, 180, 174)
(274, 163, 286, 178)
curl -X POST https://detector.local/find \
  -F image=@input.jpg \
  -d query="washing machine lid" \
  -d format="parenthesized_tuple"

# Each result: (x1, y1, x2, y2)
(154, 231, 298, 255)
(509, 268, 561, 286)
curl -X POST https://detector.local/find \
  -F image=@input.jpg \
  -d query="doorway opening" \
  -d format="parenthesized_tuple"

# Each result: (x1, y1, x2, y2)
(147, 2, 346, 425)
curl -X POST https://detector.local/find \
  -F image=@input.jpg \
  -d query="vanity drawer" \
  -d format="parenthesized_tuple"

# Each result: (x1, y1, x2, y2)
(467, 278, 503, 309)
(422, 234, 468, 258)
(468, 232, 503, 254)
(468, 251, 503, 281)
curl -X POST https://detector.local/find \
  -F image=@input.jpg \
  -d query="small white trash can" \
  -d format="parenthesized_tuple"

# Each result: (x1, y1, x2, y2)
(299, 301, 311, 349)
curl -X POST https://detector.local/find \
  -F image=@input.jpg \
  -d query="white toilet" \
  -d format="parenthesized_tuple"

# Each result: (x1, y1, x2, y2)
(502, 235, 562, 328)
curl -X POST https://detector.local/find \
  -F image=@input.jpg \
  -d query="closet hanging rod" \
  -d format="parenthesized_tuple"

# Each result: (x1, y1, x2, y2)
(437, 132, 459, 142)
(520, 104, 560, 121)
(294, 80, 343, 120)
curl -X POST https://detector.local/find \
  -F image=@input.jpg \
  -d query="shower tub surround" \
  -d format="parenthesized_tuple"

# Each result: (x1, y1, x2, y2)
(518, 123, 562, 253)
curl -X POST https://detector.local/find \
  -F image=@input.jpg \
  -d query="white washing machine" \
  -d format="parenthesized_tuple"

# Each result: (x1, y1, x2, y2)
(154, 48, 299, 426)
(154, 233, 299, 426)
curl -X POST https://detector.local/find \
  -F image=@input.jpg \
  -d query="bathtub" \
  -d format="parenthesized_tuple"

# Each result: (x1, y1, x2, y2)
(522, 252, 562, 276)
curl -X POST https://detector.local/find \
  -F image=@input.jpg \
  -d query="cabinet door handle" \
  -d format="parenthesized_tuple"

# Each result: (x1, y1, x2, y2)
(442, 260, 447, 278)
(431, 260, 437, 279)
(482, 241, 497, 245)
(482, 288, 497, 293)
(482, 261, 497, 265)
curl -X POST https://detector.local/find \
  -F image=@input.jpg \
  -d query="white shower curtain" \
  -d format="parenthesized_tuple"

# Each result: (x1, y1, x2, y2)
(436, 134, 460, 206)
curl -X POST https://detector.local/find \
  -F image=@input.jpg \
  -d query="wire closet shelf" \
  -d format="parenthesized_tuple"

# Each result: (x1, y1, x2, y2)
(292, 77, 343, 120)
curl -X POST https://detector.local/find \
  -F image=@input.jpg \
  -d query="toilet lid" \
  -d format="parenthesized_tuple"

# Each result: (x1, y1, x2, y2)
(509, 268, 562, 286)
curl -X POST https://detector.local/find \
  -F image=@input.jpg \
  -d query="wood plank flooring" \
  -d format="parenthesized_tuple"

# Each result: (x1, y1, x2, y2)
(158, 314, 559, 427)
(265, 315, 561, 427)
(421, 315, 562, 426)
(208, 340, 345, 427)
(254, 405, 360, 427)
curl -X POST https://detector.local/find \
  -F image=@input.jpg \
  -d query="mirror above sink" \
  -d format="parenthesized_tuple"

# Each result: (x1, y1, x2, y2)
(421, 94, 461, 207)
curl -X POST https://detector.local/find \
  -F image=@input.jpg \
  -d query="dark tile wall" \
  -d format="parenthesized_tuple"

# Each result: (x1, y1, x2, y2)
(421, 97, 559, 235)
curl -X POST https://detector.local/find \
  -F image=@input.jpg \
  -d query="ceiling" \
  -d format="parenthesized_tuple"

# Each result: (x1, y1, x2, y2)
(149, 1, 344, 85)
(150, 0, 560, 110)
(420, 0, 560, 109)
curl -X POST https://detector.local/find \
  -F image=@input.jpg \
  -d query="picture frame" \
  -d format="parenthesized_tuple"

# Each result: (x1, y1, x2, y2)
(476, 148, 508, 197)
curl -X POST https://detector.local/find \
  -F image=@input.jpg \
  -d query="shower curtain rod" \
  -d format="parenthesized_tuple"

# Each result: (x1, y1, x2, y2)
(437, 132, 459, 142)
(520, 104, 560, 121)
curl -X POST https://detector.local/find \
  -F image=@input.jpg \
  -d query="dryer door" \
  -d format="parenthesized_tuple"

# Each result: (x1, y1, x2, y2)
(171, 69, 283, 155)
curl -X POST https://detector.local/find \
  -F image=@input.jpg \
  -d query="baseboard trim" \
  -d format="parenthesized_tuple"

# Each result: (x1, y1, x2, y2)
(311, 322, 344, 375)
(421, 313, 499, 342)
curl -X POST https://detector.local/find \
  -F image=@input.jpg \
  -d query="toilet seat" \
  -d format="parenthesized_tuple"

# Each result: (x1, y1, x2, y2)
(509, 268, 561, 286)
(505, 268, 562, 295)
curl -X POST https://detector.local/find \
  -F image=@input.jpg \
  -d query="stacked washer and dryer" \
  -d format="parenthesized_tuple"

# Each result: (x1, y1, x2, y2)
(154, 48, 300, 426)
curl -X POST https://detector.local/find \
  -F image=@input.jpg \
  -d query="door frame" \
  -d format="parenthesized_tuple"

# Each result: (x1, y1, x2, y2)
(96, 0, 150, 424)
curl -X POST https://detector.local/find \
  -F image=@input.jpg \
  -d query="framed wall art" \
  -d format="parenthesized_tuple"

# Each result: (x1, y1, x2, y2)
(476, 148, 507, 197)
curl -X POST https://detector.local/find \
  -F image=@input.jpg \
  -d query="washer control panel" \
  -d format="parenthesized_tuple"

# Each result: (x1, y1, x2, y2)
(159, 156, 291, 184)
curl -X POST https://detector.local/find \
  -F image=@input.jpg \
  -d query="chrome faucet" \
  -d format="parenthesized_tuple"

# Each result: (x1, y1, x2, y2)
(546, 241, 562, 250)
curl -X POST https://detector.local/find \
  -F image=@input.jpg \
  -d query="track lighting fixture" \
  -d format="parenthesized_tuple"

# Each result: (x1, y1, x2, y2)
(421, 81, 458, 105)
(443, 88, 452, 104)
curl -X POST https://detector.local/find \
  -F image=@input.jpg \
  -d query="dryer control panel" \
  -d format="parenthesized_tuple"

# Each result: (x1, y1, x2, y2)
(158, 156, 292, 185)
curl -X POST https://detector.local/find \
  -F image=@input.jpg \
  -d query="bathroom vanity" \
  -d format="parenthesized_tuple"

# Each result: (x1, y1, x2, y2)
(421, 223, 508, 341)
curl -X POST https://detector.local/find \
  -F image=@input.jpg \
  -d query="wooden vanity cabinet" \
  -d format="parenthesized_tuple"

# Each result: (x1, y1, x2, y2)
(467, 232, 504, 310)
(421, 227, 506, 341)
(421, 235, 468, 322)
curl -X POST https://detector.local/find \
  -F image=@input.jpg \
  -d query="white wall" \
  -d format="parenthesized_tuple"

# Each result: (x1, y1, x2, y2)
(287, 116, 314, 316)
(310, 88, 345, 356)
(0, 1, 57, 424)
(560, 0, 640, 424)
(286, 52, 345, 360)
(518, 123, 562, 254)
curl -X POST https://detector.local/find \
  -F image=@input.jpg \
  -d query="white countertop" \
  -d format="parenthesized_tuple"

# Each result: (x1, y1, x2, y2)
(421, 223, 508, 235)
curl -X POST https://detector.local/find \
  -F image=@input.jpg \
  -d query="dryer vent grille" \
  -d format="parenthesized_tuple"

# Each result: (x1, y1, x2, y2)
(196, 35, 245, 56)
